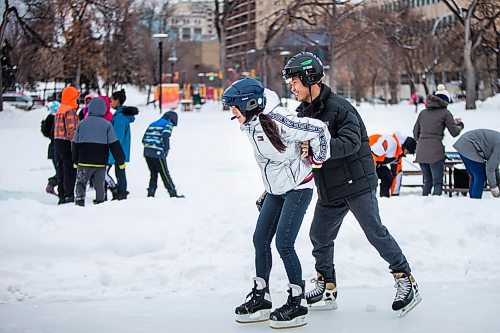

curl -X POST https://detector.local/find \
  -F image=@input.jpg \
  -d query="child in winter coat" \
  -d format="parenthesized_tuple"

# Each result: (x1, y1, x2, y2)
(108, 89, 138, 200)
(142, 111, 184, 198)
(72, 97, 125, 206)
(41, 96, 61, 195)
(54, 86, 80, 204)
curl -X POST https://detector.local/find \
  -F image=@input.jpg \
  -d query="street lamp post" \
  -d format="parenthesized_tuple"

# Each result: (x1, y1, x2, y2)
(279, 50, 291, 107)
(152, 33, 168, 114)
(168, 53, 178, 83)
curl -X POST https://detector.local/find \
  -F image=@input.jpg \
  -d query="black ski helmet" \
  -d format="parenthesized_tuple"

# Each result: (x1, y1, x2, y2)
(282, 51, 324, 87)
(222, 78, 266, 116)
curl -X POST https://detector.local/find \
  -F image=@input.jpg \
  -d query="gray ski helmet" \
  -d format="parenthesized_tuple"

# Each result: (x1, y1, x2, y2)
(222, 78, 266, 115)
(282, 51, 324, 87)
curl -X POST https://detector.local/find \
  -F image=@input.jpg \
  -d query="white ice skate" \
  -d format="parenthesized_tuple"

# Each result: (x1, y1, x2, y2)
(392, 273, 422, 318)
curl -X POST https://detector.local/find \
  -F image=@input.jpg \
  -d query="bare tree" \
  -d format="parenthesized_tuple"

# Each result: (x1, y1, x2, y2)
(0, 0, 48, 111)
(442, 0, 500, 109)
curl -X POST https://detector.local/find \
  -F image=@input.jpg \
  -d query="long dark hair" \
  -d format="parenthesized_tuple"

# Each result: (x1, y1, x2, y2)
(259, 113, 286, 153)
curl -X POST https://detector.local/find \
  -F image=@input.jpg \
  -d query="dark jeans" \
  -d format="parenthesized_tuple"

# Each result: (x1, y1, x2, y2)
(145, 156, 177, 196)
(310, 189, 410, 283)
(48, 152, 61, 187)
(114, 164, 127, 196)
(56, 151, 76, 199)
(420, 160, 445, 196)
(460, 154, 486, 199)
(254, 189, 313, 286)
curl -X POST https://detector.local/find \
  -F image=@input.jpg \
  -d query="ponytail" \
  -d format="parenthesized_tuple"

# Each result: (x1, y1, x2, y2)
(259, 113, 286, 153)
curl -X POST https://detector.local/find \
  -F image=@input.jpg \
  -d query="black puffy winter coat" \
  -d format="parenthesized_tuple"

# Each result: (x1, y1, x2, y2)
(296, 84, 378, 203)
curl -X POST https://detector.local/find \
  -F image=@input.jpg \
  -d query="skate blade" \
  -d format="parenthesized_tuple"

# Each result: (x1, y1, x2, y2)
(235, 309, 271, 324)
(308, 299, 338, 311)
(269, 315, 307, 329)
(397, 293, 422, 318)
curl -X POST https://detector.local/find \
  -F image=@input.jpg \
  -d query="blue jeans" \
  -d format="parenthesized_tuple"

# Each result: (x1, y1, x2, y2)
(253, 189, 313, 286)
(310, 190, 410, 283)
(460, 154, 486, 199)
(420, 160, 445, 196)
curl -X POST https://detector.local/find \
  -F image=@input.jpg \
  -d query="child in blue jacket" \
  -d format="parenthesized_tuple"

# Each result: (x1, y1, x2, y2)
(142, 111, 184, 198)
(108, 89, 138, 200)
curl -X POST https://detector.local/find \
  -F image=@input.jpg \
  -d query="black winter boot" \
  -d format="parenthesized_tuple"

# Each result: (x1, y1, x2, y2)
(75, 197, 85, 207)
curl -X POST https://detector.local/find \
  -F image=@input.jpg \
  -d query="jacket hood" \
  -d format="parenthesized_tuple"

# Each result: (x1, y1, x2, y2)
(425, 94, 448, 110)
(87, 97, 107, 117)
(98, 95, 111, 113)
(163, 111, 178, 126)
(123, 106, 139, 116)
(263, 88, 280, 114)
(61, 86, 80, 109)
(115, 106, 136, 123)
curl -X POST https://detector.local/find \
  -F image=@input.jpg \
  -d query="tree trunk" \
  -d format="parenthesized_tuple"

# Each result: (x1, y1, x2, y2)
(388, 77, 398, 104)
(462, 3, 478, 109)
(464, 25, 477, 109)
(328, 1, 337, 90)
(0, 7, 12, 112)
(75, 55, 82, 89)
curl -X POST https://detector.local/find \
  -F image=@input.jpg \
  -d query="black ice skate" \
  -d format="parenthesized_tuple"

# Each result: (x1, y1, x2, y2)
(305, 274, 338, 311)
(235, 277, 272, 324)
(269, 283, 308, 329)
(392, 272, 422, 317)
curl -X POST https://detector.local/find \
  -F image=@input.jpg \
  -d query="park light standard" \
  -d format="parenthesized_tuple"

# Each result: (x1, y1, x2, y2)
(152, 33, 168, 114)
(168, 51, 178, 84)
(279, 50, 291, 107)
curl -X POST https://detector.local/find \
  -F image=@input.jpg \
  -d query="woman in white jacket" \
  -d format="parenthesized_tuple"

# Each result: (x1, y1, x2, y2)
(223, 78, 330, 329)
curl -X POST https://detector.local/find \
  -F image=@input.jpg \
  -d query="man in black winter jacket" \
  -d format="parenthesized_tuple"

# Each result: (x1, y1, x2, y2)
(282, 52, 420, 315)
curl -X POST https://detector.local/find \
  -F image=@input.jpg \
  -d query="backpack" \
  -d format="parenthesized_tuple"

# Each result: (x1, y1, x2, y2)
(41, 114, 55, 138)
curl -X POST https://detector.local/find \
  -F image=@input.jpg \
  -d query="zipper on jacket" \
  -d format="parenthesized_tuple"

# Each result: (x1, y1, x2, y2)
(252, 127, 272, 193)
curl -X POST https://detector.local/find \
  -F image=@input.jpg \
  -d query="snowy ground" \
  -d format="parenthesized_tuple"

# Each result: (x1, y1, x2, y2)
(0, 89, 499, 332)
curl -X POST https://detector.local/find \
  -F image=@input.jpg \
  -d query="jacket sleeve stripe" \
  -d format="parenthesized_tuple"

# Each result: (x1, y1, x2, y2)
(269, 112, 329, 162)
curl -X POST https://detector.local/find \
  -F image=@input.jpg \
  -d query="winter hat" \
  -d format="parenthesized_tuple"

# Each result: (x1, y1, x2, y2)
(402, 136, 417, 155)
(87, 96, 107, 117)
(434, 84, 451, 104)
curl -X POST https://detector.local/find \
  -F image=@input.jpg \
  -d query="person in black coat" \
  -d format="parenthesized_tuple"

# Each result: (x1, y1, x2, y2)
(282, 52, 420, 315)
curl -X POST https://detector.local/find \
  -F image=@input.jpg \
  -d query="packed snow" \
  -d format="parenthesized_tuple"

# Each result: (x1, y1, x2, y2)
(0, 89, 499, 332)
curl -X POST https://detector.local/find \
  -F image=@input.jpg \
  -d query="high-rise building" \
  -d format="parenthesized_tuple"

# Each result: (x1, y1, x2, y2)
(168, 0, 218, 42)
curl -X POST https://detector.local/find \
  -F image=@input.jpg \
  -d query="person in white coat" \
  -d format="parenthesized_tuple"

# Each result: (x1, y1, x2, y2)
(223, 78, 330, 329)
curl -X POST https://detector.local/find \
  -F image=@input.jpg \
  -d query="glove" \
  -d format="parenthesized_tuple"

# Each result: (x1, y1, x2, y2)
(491, 186, 500, 198)
(119, 163, 126, 170)
(256, 191, 267, 212)
(73, 164, 77, 169)
(308, 156, 323, 169)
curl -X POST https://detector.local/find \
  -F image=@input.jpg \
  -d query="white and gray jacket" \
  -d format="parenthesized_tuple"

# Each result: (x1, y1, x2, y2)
(241, 89, 331, 195)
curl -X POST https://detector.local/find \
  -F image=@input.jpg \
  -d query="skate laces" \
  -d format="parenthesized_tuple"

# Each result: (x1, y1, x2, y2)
(305, 278, 325, 298)
(393, 276, 412, 302)
(243, 286, 264, 308)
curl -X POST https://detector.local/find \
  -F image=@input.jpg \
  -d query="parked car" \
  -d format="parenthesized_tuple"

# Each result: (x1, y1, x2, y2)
(2, 93, 34, 110)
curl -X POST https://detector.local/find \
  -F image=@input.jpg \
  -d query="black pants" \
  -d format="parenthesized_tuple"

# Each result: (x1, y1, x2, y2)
(56, 151, 76, 199)
(376, 165, 396, 198)
(145, 156, 177, 196)
(48, 152, 61, 187)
